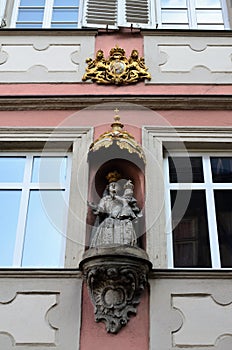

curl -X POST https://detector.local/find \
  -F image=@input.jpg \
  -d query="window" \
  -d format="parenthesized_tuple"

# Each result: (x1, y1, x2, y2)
(83, 0, 230, 29)
(157, 0, 228, 29)
(5, 0, 230, 29)
(0, 153, 71, 267)
(11, 0, 80, 28)
(165, 153, 232, 268)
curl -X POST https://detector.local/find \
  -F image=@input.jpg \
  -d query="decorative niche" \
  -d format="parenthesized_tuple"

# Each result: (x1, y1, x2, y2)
(79, 110, 152, 334)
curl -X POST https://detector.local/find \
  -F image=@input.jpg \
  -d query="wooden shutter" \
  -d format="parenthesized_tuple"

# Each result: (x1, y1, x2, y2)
(123, 0, 152, 28)
(83, 0, 118, 28)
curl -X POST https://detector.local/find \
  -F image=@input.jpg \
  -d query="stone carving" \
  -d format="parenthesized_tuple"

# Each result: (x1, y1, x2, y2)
(88, 173, 142, 248)
(81, 248, 150, 334)
(82, 45, 151, 85)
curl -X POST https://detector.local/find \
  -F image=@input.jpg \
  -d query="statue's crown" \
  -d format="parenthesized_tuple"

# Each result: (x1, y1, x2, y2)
(110, 45, 125, 57)
(106, 171, 121, 183)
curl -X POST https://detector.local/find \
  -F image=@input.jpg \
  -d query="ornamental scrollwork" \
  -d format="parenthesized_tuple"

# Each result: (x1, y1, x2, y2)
(84, 260, 148, 333)
(82, 46, 151, 85)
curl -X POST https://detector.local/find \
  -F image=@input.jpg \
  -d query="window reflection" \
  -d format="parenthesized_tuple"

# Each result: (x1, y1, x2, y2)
(196, 10, 223, 23)
(0, 190, 21, 266)
(162, 10, 188, 23)
(211, 157, 232, 182)
(22, 190, 66, 267)
(171, 190, 211, 267)
(160, 0, 224, 29)
(0, 157, 25, 182)
(195, 0, 221, 8)
(20, 0, 45, 5)
(52, 9, 78, 22)
(161, 0, 187, 8)
(214, 190, 232, 267)
(169, 157, 204, 183)
(54, 0, 79, 5)
(32, 157, 67, 183)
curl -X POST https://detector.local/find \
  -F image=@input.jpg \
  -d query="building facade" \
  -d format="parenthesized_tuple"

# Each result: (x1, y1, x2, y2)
(0, 0, 232, 349)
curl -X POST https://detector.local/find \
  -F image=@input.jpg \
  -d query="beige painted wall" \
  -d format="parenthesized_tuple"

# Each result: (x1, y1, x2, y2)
(150, 270, 232, 350)
(0, 271, 82, 350)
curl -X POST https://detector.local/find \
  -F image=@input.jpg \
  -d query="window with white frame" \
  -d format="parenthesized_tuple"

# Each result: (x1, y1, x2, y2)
(165, 153, 232, 268)
(11, 0, 80, 28)
(5, 0, 230, 29)
(156, 0, 228, 29)
(0, 153, 71, 267)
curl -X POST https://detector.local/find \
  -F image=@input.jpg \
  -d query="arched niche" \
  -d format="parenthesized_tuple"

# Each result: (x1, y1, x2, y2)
(87, 151, 146, 249)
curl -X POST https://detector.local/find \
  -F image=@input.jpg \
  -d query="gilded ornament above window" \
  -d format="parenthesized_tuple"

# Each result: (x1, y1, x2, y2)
(82, 46, 151, 85)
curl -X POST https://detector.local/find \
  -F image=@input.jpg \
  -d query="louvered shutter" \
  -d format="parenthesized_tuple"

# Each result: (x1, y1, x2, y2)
(122, 0, 153, 28)
(83, 0, 118, 28)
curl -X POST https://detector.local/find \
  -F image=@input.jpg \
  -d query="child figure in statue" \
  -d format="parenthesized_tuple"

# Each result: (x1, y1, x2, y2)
(88, 177, 142, 248)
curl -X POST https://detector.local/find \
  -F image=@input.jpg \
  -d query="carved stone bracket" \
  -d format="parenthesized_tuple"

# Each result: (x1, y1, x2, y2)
(80, 246, 152, 333)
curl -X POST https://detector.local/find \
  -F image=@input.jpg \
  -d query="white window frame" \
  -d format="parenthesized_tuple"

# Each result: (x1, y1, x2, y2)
(0, 126, 92, 268)
(155, 0, 230, 29)
(143, 126, 232, 269)
(0, 152, 72, 267)
(164, 151, 232, 269)
(11, 0, 84, 28)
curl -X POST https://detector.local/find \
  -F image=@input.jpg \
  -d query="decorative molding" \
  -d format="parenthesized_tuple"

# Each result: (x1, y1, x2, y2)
(0, 293, 57, 344)
(1, 95, 232, 111)
(80, 246, 151, 333)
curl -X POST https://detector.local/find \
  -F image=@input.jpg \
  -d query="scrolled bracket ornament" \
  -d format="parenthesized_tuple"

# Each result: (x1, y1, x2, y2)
(80, 247, 152, 334)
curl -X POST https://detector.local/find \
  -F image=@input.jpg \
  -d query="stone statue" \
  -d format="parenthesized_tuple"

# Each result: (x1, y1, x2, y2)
(88, 177, 142, 248)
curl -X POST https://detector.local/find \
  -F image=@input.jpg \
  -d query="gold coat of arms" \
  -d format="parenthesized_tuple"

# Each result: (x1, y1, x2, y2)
(82, 45, 151, 85)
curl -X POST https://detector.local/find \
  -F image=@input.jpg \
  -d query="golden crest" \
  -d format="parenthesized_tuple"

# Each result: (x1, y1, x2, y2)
(82, 45, 151, 85)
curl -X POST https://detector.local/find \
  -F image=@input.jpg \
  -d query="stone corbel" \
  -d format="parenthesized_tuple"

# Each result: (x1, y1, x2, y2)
(80, 246, 151, 334)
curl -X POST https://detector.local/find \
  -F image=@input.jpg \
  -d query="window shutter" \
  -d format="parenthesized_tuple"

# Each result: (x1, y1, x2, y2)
(122, 0, 153, 28)
(83, 0, 118, 28)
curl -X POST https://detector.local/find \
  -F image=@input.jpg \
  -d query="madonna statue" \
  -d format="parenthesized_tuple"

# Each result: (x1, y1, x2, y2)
(88, 176, 142, 248)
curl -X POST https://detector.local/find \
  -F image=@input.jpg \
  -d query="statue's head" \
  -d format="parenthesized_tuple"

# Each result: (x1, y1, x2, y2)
(108, 181, 120, 196)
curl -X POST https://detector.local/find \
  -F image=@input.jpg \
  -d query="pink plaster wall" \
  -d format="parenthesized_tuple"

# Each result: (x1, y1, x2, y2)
(0, 84, 232, 96)
(1, 109, 232, 129)
(80, 284, 149, 350)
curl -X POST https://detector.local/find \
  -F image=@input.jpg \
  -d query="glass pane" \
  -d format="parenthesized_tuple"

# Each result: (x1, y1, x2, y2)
(32, 157, 67, 183)
(211, 157, 232, 182)
(161, 0, 187, 7)
(162, 10, 188, 23)
(16, 23, 43, 28)
(18, 9, 44, 22)
(22, 190, 66, 267)
(195, 0, 221, 8)
(51, 23, 78, 28)
(196, 10, 223, 23)
(214, 190, 232, 267)
(52, 9, 78, 22)
(53, 0, 79, 6)
(197, 24, 224, 29)
(169, 157, 204, 183)
(162, 24, 189, 29)
(20, 0, 45, 5)
(0, 190, 21, 266)
(171, 190, 211, 267)
(0, 157, 25, 182)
